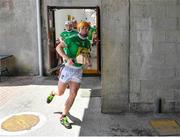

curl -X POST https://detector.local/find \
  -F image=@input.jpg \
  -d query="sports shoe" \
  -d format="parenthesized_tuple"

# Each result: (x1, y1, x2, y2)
(46, 92, 54, 104)
(60, 115, 71, 129)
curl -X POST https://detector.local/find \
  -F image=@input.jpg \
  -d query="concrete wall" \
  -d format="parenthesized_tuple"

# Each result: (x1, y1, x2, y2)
(101, 0, 129, 113)
(0, 0, 39, 75)
(130, 0, 180, 112)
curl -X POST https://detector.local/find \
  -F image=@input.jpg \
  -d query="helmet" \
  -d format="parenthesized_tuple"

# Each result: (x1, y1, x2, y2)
(64, 21, 72, 25)
(77, 21, 90, 31)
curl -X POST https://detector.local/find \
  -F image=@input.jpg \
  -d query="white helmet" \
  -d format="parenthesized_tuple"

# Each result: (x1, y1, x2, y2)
(65, 21, 72, 25)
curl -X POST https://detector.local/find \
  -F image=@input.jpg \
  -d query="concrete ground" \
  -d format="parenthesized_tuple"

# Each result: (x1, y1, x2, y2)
(0, 76, 180, 136)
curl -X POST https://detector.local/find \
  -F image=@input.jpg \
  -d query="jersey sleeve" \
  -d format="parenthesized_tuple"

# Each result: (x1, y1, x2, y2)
(60, 32, 65, 40)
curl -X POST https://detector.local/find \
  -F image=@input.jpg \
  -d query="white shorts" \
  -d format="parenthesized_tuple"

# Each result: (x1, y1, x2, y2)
(59, 65, 83, 83)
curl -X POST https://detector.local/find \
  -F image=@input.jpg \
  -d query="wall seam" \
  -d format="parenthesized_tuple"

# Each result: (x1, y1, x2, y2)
(128, 0, 131, 112)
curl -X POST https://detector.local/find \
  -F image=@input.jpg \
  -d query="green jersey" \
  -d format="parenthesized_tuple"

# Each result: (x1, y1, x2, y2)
(64, 34, 91, 67)
(60, 30, 78, 41)
(88, 26, 96, 42)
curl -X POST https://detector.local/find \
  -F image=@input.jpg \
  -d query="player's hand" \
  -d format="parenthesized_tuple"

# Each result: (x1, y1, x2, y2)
(85, 58, 92, 68)
(67, 58, 74, 65)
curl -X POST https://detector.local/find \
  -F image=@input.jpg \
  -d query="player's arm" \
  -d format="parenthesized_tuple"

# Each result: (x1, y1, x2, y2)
(56, 41, 74, 65)
(56, 41, 68, 60)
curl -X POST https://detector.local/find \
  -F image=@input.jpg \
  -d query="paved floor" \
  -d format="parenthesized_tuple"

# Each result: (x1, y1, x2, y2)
(0, 76, 180, 136)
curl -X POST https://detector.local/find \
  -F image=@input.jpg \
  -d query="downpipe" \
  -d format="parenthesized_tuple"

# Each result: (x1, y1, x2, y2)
(36, 0, 43, 76)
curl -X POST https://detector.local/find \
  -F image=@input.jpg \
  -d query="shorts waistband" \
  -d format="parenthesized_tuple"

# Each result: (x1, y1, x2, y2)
(65, 63, 82, 69)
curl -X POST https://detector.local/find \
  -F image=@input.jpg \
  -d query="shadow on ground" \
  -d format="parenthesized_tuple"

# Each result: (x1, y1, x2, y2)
(0, 76, 59, 86)
(78, 90, 157, 136)
(53, 111, 82, 127)
(0, 75, 101, 87)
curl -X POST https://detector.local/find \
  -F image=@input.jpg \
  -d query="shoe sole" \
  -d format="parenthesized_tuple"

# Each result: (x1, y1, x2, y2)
(60, 121, 72, 129)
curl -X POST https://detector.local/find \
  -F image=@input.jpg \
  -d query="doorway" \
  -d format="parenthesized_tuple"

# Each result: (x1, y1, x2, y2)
(47, 6, 101, 76)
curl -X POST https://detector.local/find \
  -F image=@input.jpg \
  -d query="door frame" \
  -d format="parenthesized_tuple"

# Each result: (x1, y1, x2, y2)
(47, 6, 101, 76)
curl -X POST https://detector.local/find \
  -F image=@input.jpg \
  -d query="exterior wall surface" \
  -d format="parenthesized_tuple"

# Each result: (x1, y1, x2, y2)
(130, 0, 180, 112)
(0, 0, 38, 75)
(101, 0, 129, 113)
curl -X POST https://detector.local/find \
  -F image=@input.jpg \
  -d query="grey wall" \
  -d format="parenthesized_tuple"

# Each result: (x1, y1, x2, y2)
(0, 0, 39, 75)
(101, 0, 129, 113)
(130, 0, 180, 112)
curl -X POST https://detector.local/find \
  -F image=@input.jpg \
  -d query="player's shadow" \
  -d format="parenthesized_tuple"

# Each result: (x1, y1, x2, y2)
(53, 112, 82, 126)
